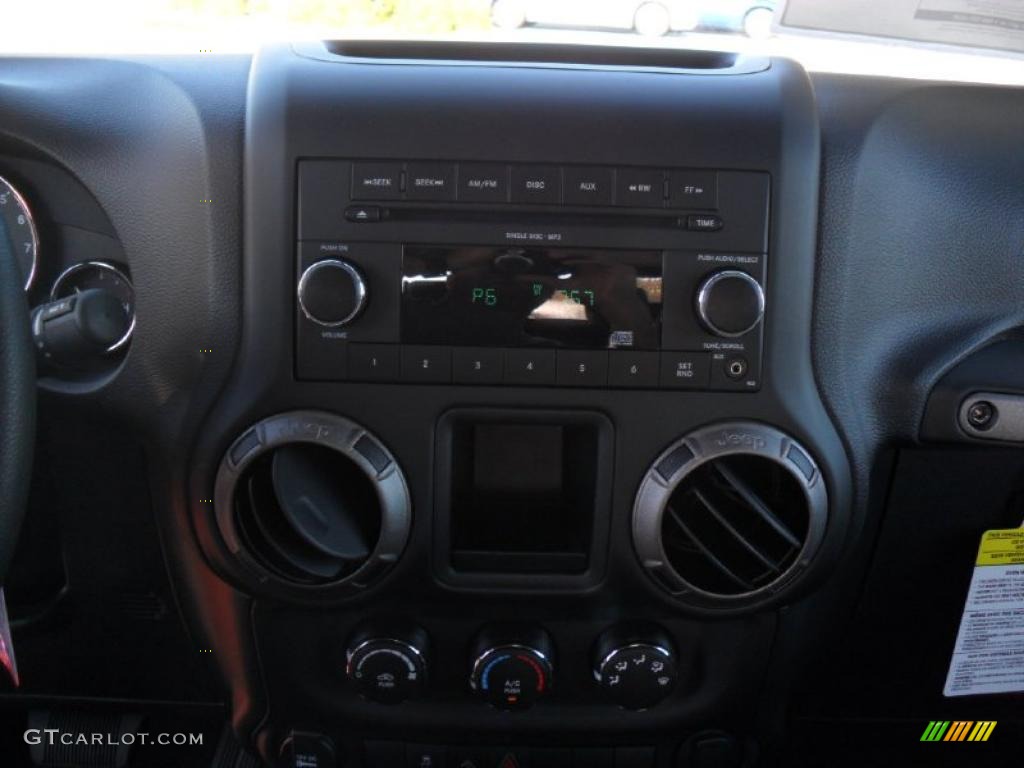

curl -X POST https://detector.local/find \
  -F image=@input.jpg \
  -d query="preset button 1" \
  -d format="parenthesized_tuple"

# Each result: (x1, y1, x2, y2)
(349, 343, 399, 381)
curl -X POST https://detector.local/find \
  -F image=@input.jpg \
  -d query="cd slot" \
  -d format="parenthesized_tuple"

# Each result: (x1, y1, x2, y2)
(377, 203, 683, 230)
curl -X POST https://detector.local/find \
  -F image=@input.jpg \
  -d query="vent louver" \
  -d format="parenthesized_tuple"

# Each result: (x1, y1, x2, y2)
(233, 444, 382, 585)
(661, 455, 807, 596)
(633, 423, 828, 608)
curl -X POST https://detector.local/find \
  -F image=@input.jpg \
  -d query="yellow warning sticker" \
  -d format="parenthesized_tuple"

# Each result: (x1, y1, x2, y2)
(975, 529, 1024, 566)
(945, 528, 1024, 697)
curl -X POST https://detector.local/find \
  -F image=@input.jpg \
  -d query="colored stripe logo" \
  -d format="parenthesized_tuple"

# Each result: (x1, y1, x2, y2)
(921, 721, 996, 742)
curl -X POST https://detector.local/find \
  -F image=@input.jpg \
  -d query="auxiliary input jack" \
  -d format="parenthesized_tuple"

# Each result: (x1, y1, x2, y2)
(725, 357, 748, 380)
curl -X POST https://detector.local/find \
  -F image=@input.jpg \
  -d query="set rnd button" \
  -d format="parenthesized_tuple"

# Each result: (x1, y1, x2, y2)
(659, 352, 711, 389)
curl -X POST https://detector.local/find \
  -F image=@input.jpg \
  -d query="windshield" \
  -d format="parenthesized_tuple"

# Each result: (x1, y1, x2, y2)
(2, 0, 1023, 84)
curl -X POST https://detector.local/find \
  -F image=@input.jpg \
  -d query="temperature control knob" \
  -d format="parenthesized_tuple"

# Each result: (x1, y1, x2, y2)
(346, 627, 428, 705)
(470, 627, 553, 711)
(593, 626, 678, 710)
(695, 270, 764, 338)
(297, 259, 367, 327)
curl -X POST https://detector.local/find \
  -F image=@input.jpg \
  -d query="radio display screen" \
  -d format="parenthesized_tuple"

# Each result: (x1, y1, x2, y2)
(400, 246, 663, 349)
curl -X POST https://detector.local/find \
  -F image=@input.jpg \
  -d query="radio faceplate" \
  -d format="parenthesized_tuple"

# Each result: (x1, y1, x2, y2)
(295, 160, 769, 392)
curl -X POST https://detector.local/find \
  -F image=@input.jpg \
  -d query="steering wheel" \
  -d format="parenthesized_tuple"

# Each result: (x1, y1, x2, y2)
(0, 216, 35, 587)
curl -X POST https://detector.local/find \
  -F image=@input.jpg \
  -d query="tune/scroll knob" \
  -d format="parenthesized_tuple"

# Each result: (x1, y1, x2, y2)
(469, 627, 554, 711)
(346, 627, 429, 705)
(593, 625, 678, 710)
(695, 269, 764, 338)
(297, 259, 367, 327)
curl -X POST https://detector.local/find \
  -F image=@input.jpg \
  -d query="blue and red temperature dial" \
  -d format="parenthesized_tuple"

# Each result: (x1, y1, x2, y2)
(470, 634, 553, 711)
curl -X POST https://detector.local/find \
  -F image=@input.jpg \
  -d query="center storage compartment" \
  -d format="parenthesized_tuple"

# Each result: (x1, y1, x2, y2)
(436, 410, 613, 579)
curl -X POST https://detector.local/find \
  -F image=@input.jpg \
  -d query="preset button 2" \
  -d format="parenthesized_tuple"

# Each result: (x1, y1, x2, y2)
(400, 346, 452, 383)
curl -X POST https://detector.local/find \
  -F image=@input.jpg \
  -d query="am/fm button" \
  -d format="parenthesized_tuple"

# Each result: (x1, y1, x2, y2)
(459, 163, 509, 203)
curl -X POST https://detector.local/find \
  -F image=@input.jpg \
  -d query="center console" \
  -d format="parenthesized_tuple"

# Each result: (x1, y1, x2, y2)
(190, 41, 851, 768)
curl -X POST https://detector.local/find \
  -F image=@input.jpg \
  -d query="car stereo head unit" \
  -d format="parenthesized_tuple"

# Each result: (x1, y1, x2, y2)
(293, 159, 770, 392)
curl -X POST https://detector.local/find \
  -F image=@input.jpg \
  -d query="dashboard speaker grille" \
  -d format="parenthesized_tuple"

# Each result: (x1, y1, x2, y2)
(661, 455, 809, 596)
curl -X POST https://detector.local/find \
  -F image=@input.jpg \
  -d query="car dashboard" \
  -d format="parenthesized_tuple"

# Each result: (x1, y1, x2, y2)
(0, 39, 1022, 768)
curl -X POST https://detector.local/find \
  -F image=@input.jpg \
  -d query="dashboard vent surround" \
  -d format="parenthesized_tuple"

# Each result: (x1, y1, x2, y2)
(213, 412, 412, 598)
(633, 423, 828, 608)
(661, 455, 807, 596)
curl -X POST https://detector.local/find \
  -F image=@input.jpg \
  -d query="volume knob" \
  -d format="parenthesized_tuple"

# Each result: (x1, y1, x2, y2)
(695, 270, 764, 338)
(297, 259, 367, 327)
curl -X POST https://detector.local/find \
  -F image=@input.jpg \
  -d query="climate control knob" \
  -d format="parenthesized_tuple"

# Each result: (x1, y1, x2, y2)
(346, 627, 429, 705)
(695, 269, 764, 338)
(470, 627, 553, 710)
(297, 259, 367, 327)
(593, 626, 678, 710)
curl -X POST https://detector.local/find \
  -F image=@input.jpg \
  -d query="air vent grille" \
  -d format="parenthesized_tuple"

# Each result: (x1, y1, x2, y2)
(215, 412, 412, 598)
(233, 444, 382, 586)
(660, 455, 809, 596)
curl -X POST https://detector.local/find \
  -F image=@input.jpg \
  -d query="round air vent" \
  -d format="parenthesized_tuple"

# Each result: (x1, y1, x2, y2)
(633, 423, 827, 608)
(214, 412, 411, 595)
